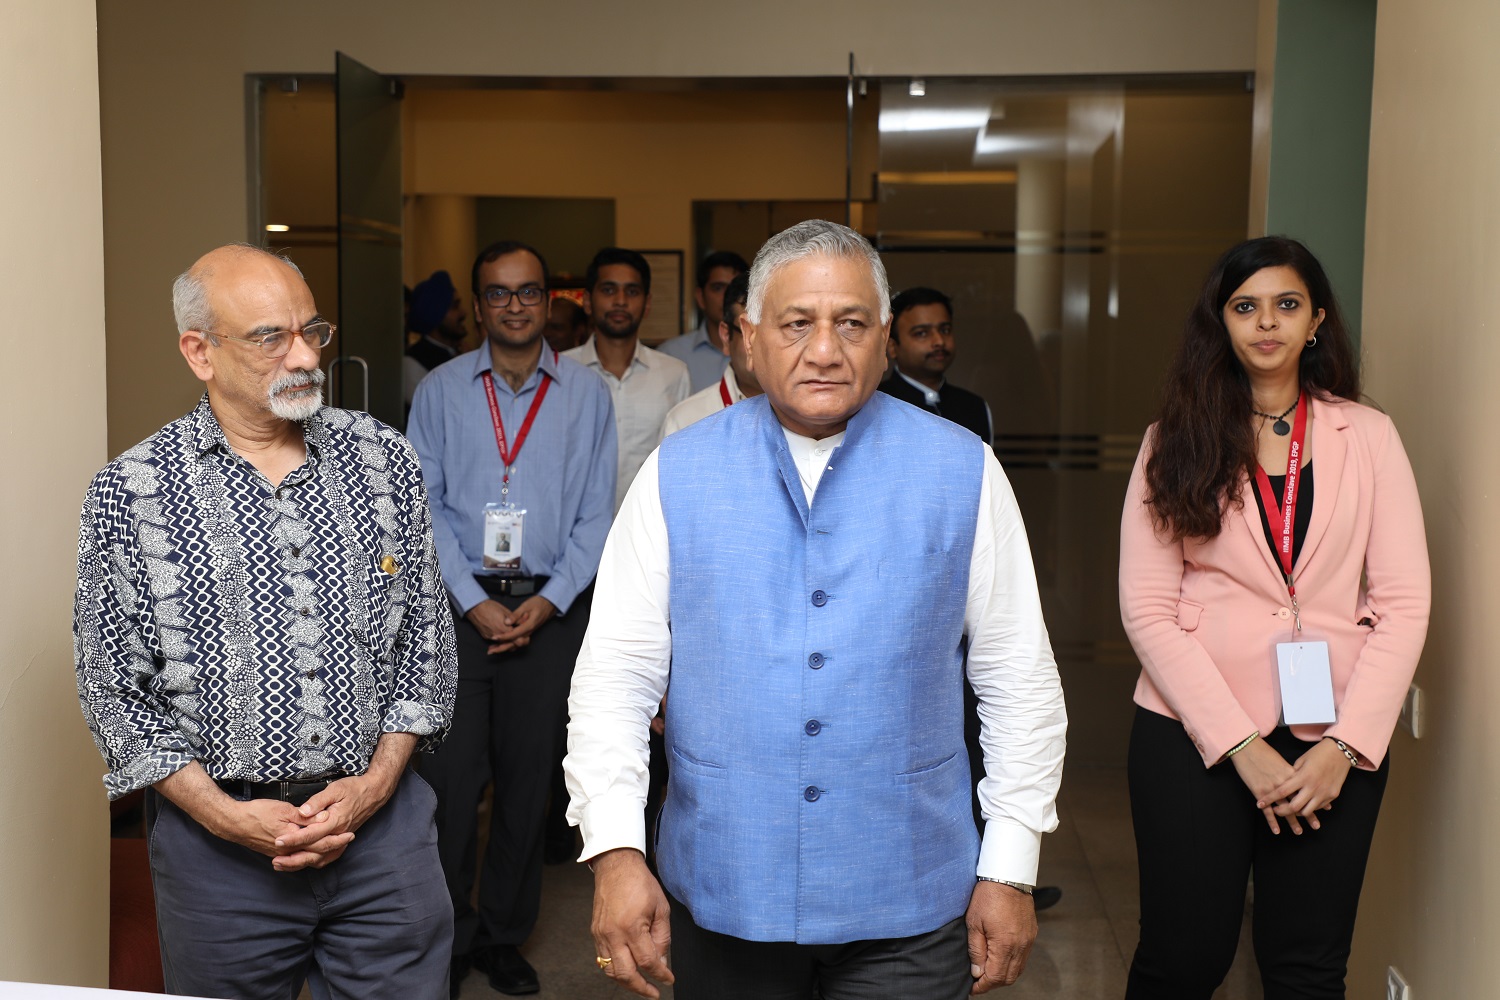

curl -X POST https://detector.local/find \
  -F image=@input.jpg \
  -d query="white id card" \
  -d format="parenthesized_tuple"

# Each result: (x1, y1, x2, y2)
(1275, 638, 1336, 725)
(482, 504, 525, 574)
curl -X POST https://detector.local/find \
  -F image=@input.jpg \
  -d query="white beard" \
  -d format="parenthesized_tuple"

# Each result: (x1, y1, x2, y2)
(268, 368, 325, 422)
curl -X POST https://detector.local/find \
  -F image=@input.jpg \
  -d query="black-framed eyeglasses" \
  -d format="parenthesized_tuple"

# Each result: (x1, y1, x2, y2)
(482, 285, 546, 308)
(201, 321, 335, 358)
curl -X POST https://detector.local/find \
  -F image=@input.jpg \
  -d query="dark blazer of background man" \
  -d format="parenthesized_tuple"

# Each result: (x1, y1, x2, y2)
(878, 286, 993, 445)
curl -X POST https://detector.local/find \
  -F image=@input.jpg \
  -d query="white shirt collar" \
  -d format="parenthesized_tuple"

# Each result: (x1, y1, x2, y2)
(780, 425, 847, 505)
(896, 368, 944, 407)
(573, 336, 649, 374)
(720, 366, 744, 403)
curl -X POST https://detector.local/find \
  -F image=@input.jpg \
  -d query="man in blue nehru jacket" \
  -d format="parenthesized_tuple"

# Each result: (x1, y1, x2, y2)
(566, 219, 1067, 999)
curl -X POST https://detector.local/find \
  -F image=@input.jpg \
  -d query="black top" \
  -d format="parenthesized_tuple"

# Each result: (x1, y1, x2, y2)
(1251, 462, 1314, 568)
(877, 373, 993, 444)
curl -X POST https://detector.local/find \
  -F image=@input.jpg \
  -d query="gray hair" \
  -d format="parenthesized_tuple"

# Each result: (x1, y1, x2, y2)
(171, 243, 304, 334)
(744, 219, 890, 326)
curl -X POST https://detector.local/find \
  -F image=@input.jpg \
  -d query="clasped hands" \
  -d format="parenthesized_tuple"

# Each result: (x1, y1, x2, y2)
(466, 595, 555, 655)
(219, 771, 397, 872)
(1230, 736, 1355, 835)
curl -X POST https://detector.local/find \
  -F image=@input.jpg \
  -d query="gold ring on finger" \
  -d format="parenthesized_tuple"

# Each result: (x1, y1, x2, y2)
(596, 956, 613, 970)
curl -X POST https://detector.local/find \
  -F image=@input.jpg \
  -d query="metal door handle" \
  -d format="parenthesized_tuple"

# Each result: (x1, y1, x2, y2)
(329, 355, 370, 413)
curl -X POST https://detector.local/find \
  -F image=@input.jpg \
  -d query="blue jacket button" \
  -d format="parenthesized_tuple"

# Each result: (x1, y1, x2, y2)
(804, 785, 821, 802)
(808, 651, 825, 668)
(805, 719, 821, 736)
(811, 590, 827, 607)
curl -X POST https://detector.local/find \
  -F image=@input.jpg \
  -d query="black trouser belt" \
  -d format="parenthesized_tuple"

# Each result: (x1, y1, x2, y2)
(480, 574, 550, 598)
(215, 772, 345, 806)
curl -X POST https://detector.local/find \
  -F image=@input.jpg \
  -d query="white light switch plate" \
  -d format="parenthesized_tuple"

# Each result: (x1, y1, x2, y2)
(1387, 965, 1410, 1000)
(1399, 684, 1424, 739)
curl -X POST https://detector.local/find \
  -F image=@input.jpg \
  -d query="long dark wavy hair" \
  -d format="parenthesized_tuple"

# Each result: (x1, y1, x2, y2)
(1144, 236, 1361, 541)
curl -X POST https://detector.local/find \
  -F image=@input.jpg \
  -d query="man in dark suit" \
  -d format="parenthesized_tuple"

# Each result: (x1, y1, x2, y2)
(877, 286, 992, 444)
(878, 284, 1064, 913)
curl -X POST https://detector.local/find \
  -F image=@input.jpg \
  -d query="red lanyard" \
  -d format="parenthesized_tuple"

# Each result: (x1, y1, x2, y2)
(1251, 390, 1309, 599)
(482, 360, 553, 486)
(719, 374, 734, 408)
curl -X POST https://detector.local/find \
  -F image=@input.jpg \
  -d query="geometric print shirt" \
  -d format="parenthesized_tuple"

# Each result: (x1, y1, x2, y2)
(74, 396, 458, 800)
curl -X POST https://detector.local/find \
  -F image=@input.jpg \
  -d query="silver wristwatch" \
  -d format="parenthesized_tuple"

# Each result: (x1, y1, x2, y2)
(978, 876, 1034, 895)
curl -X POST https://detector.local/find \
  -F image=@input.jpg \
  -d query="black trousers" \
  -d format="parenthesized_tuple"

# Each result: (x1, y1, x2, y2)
(1126, 707, 1388, 1000)
(420, 583, 591, 955)
(668, 894, 972, 1000)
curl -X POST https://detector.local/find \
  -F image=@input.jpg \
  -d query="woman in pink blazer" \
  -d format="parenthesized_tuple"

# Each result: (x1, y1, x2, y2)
(1118, 236, 1430, 998)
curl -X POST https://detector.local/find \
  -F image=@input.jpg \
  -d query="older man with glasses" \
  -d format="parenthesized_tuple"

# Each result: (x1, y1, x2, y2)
(74, 243, 459, 999)
(407, 239, 617, 996)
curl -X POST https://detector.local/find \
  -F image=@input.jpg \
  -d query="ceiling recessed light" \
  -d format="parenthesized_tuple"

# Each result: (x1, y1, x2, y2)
(265, 224, 290, 233)
(908, 79, 926, 97)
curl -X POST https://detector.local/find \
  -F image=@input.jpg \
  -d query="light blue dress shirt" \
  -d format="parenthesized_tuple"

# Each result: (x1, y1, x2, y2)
(407, 344, 617, 617)
(655, 323, 728, 394)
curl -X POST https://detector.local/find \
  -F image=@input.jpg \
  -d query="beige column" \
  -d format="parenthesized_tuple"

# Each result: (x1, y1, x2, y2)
(1014, 157, 1066, 344)
(0, 0, 110, 985)
(408, 194, 477, 297)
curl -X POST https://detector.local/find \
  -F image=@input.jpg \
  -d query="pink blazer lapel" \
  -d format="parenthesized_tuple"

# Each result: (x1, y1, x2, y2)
(1292, 395, 1348, 574)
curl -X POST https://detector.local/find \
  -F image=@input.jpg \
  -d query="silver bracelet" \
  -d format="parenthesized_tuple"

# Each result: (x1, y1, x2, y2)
(977, 877, 1034, 895)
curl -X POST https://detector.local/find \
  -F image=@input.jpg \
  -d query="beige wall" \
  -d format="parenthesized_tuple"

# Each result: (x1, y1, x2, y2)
(1349, 0, 1500, 995)
(97, 0, 1256, 454)
(0, 0, 110, 986)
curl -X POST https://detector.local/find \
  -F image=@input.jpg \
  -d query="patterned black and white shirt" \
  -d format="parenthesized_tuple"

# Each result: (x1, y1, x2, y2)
(74, 396, 458, 800)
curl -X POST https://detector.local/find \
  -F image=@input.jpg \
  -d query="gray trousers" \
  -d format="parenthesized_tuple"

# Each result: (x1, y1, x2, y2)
(149, 770, 452, 1000)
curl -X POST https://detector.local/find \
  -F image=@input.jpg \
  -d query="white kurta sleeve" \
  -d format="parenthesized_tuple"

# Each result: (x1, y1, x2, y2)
(966, 451, 1068, 883)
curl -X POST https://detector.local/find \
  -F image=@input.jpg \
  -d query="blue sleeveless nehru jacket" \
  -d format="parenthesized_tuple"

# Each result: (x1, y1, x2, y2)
(655, 391, 986, 944)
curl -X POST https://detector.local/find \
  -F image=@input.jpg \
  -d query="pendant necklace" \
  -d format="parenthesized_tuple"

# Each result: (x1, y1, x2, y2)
(1253, 397, 1299, 436)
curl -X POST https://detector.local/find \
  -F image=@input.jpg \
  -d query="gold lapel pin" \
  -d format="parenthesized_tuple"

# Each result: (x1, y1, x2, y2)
(379, 555, 398, 575)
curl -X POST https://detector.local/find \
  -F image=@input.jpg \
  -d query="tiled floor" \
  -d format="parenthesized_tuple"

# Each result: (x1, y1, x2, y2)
(452, 765, 1263, 999)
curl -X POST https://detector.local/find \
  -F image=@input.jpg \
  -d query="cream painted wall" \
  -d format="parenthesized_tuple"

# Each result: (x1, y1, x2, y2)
(0, 0, 110, 986)
(97, 0, 1256, 454)
(1349, 0, 1500, 995)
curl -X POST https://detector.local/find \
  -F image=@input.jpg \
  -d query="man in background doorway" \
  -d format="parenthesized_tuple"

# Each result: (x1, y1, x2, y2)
(564, 247, 690, 512)
(877, 283, 1063, 913)
(656, 249, 748, 393)
(408, 240, 617, 997)
(878, 286, 993, 445)
(404, 269, 468, 411)
(661, 270, 760, 436)
(544, 295, 589, 354)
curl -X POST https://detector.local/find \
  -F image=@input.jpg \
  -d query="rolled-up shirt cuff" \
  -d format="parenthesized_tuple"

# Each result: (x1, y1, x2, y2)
(381, 700, 451, 752)
(976, 818, 1042, 885)
(104, 746, 197, 801)
(577, 796, 648, 863)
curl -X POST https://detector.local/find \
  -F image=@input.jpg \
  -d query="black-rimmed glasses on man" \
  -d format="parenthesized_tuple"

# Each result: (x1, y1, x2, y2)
(482, 285, 545, 308)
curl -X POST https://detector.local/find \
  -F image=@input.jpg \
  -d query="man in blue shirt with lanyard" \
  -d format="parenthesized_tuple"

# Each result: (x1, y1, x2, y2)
(408, 240, 616, 997)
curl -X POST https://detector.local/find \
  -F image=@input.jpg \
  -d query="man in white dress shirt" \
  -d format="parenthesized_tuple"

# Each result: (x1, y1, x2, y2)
(564, 247, 690, 512)
(565, 220, 1066, 999)
(660, 270, 759, 436)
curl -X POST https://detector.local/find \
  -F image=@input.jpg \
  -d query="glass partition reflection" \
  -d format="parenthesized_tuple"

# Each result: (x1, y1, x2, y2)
(874, 77, 1252, 761)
